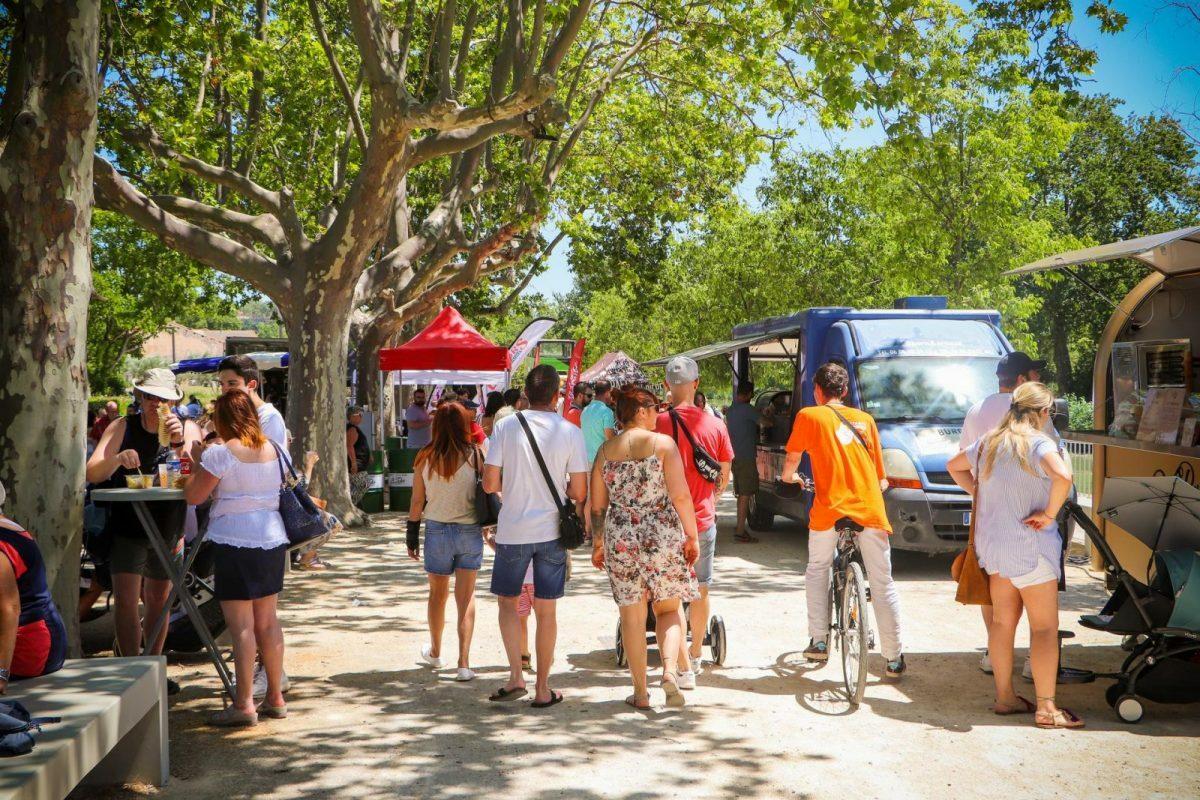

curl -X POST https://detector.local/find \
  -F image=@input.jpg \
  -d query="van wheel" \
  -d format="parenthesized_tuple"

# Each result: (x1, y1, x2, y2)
(748, 494, 775, 532)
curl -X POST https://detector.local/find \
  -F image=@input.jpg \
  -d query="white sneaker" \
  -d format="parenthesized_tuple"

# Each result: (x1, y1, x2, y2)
(419, 645, 444, 669)
(1021, 657, 1033, 680)
(249, 664, 290, 699)
(691, 654, 705, 675)
(455, 668, 476, 682)
(980, 652, 993, 674)
(677, 670, 696, 691)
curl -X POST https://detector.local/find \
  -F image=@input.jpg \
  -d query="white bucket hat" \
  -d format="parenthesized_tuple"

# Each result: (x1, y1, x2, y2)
(133, 367, 182, 401)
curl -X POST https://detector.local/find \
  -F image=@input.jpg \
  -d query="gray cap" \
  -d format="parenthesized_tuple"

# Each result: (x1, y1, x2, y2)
(665, 356, 699, 385)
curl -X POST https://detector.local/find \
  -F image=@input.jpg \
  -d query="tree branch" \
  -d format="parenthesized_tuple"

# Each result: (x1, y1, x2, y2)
(346, 0, 399, 90)
(150, 194, 290, 256)
(308, 0, 369, 153)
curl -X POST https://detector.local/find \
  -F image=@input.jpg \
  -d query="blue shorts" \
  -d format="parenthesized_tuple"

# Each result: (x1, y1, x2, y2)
(423, 521, 483, 575)
(491, 539, 567, 600)
(695, 524, 717, 585)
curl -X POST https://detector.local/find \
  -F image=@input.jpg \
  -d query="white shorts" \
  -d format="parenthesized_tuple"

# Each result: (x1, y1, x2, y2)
(1009, 556, 1058, 589)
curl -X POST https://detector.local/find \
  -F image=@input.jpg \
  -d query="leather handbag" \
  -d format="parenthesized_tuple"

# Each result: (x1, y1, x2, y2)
(516, 413, 586, 550)
(952, 448, 991, 606)
(472, 446, 500, 526)
(270, 443, 332, 546)
(669, 410, 722, 484)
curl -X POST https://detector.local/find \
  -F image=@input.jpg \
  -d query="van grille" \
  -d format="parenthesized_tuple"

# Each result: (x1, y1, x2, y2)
(932, 501, 972, 541)
(926, 471, 955, 486)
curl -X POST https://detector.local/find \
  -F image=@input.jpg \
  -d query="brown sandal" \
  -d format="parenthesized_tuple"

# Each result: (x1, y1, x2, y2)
(1035, 708, 1085, 729)
(993, 696, 1035, 715)
(661, 672, 685, 708)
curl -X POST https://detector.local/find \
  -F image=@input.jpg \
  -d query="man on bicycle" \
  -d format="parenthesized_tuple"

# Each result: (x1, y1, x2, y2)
(781, 362, 906, 678)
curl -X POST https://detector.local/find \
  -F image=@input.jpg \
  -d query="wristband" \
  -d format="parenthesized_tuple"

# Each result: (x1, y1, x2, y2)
(406, 520, 421, 553)
(0, 667, 10, 682)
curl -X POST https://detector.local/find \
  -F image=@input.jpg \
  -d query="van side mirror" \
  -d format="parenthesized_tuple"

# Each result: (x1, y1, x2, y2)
(1052, 398, 1070, 435)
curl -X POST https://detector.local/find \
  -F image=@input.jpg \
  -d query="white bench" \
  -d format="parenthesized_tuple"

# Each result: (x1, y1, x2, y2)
(0, 657, 168, 800)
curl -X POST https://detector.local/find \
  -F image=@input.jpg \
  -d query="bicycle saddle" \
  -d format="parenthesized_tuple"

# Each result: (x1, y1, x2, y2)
(834, 516, 864, 533)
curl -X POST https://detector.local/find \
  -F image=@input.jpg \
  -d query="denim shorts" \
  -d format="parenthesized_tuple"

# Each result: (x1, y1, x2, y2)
(423, 521, 484, 575)
(491, 539, 567, 600)
(694, 524, 717, 585)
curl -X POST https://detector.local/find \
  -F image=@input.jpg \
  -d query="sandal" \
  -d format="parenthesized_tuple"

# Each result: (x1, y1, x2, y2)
(1035, 708, 1085, 729)
(530, 690, 564, 709)
(488, 686, 527, 702)
(207, 706, 258, 727)
(257, 702, 288, 720)
(521, 654, 533, 673)
(993, 696, 1036, 715)
(625, 694, 652, 710)
(734, 532, 759, 543)
(661, 672, 685, 708)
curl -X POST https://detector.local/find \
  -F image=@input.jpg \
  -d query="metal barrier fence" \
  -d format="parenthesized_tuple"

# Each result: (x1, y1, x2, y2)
(1063, 438, 1094, 502)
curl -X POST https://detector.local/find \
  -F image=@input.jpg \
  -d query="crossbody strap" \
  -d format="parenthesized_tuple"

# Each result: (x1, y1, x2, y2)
(826, 405, 872, 454)
(516, 413, 566, 512)
(669, 409, 702, 451)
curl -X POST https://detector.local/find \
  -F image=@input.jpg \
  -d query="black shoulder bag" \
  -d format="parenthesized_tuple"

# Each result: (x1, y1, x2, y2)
(669, 409, 722, 484)
(270, 442, 332, 545)
(472, 445, 501, 526)
(516, 413, 586, 550)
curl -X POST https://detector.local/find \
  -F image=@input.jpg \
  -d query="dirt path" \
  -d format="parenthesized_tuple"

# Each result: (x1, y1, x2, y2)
(86, 496, 1200, 799)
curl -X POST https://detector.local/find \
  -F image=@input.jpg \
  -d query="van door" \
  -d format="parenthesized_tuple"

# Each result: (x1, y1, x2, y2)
(820, 321, 859, 403)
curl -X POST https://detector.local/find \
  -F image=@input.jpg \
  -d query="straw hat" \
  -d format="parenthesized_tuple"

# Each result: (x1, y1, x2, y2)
(133, 368, 182, 401)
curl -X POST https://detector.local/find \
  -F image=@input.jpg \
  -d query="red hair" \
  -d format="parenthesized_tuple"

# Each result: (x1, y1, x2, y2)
(212, 391, 268, 449)
(415, 401, 472, 479)
(613, 384, 659, 426)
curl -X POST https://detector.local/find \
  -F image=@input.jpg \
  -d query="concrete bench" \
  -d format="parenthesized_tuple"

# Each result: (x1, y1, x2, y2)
(0, 657, 168, 800)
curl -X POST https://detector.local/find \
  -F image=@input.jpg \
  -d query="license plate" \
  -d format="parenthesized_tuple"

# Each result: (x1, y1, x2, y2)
(963, 511, 972, 526)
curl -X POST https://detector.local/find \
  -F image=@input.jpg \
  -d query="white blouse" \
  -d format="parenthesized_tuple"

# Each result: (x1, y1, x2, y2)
(200, 444, 289, 550)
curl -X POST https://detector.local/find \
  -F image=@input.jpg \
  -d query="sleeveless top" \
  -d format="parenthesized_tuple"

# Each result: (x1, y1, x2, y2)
(347, 423, 370, 471)
(601, 453, 685, 536)
(98, 414, 185, 540)
(0, 518, 67, 679)
(421, 454, 479, 525)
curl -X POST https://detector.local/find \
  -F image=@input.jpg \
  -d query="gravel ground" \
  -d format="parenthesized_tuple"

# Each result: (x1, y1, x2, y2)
(78, 494, 1200, 800)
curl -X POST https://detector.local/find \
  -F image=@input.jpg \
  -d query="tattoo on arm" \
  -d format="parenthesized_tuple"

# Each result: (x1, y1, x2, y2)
(590, 509, 606, 539)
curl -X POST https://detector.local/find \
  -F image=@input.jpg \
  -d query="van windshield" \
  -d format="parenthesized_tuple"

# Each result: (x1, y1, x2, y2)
(856, 357, 1000, 422)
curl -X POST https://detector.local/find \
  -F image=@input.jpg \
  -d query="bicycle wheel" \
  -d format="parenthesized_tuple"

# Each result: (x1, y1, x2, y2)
(840, 561, 871, 705)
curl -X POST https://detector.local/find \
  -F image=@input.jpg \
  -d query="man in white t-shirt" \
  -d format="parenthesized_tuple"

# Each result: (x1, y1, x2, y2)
(217, 355, 288, 449)
(483, 364, 588, 708)
(960, 351, 1060, 676)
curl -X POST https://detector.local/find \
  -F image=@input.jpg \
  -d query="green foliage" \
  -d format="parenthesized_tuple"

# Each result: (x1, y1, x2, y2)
(1062, 393, 1095, 431)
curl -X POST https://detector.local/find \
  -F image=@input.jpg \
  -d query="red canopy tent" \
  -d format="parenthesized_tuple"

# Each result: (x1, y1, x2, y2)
(378, 306, 510, 383)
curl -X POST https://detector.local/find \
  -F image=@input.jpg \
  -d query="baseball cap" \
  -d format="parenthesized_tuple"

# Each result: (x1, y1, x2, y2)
(665, 356, 700, 385)
(997, 351, 1046, 380)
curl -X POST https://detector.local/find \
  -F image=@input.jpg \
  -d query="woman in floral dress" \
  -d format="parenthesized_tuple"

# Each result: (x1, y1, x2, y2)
(590, 385, 700, 709)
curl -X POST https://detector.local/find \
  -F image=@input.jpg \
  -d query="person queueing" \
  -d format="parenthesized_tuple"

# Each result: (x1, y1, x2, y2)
(483, 365, 589, 708)
(185, 391, 290, 727)
(581, 380, 617, 464)
(654, 357, 732, 690)
(86, 369, 201, 692)
(947, 382, 1082, 728)
(481, 391, 506, 438)
(0, 480, 67, 692)
(725, 380, 762, 543)
(591, 386, 700, 708)
(564, 381, 593, 428)
(407, 402, 485, 682)
(781, 362, 906, 678)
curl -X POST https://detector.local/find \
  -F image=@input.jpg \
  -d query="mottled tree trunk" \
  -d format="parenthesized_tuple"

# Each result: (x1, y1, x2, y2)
(286, 278, 363, 525)
(0, 0, 100, 656)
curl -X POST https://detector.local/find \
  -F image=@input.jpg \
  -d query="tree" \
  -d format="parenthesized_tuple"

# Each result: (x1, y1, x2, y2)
(0, 0, 101, 653)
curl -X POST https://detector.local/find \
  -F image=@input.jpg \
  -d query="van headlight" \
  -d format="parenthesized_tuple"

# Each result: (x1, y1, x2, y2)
(882, 449, 922, 490)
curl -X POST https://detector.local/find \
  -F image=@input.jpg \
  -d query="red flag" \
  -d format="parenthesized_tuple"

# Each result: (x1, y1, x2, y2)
(562, 338, 586, 418)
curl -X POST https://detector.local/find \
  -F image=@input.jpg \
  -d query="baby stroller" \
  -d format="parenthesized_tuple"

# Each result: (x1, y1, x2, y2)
(1067, 489, 1200, 723)
(613, 603, 727, 669)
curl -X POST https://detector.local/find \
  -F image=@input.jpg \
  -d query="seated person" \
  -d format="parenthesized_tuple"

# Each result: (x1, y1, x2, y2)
(0, 480, 67, 691)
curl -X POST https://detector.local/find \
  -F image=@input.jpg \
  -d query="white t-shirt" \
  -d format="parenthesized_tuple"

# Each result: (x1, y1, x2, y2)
(257, 402, 288, 450)
(960, 392, 1062, 461)
(485, 410, 588, 545)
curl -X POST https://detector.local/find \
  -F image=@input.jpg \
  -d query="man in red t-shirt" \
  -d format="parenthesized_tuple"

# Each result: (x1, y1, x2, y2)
(656, 356, 732, 689)
(563, 381, 592, 428)
(89, 401, 119, 444)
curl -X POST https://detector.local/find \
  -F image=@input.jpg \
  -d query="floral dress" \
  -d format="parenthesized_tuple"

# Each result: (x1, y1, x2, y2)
(602, 455, 700, 607)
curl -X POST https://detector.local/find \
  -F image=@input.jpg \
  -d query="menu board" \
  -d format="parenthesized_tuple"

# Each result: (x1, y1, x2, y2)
(1146, 349, 1188, 387)
(1111, 342, 1138, 412)
(1136, 387, 1187, 445)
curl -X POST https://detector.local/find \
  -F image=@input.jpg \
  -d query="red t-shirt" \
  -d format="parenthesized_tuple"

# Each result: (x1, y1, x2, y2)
(89, 415, 113, 442)
(564, 405, 583, 428)
(471, 422, 487, 445)
(656, 405, 733, 532)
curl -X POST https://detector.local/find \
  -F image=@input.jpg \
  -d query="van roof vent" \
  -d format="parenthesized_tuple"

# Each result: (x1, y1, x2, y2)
(893, 296, 948, 310)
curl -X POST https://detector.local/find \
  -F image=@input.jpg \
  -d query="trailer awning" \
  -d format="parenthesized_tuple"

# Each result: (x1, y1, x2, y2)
(1007, 226, 1200, 277)
(642, 333, 796, 367)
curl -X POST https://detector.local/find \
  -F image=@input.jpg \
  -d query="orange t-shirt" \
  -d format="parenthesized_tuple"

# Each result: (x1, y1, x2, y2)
(786, 404, 891, 534)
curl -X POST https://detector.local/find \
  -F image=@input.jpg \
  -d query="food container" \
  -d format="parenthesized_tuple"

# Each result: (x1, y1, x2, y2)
(125, 474, 154, 489)
(172, 474, 189, 489)
(157, 464, 170, 488)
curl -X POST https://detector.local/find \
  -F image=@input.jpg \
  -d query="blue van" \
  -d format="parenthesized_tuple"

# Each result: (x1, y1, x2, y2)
(647, 297, 1013, 553)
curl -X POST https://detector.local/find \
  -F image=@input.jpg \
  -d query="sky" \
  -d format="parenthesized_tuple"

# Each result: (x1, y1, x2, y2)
(525, 1, 1200, 298)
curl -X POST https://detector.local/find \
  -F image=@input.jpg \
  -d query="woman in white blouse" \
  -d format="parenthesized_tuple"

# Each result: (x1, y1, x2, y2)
(186, 391, 289, 727)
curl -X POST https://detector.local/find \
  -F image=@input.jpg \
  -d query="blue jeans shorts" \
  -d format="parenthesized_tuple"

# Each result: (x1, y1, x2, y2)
(694, 524, 717, 585)
(423, 521, 483, 575)
(490, 539, 567, 600)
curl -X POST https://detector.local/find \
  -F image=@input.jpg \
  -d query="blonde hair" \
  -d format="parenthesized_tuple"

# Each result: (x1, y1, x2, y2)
(978, 382, 1055, 480)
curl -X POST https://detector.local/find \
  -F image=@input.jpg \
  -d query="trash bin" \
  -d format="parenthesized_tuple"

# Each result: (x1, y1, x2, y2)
(388, 447, 418, 512)
(358, 450, 386, 513)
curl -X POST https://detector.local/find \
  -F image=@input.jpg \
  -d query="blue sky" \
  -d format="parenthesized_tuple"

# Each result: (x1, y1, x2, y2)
(526, 1, 1200, 297)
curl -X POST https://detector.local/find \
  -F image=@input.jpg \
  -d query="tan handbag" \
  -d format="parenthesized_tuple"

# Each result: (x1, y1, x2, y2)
(952, 449, 991, 606)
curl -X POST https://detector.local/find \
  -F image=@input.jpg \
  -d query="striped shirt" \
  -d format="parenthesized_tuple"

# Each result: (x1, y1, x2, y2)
(965, 435, 1061, 580)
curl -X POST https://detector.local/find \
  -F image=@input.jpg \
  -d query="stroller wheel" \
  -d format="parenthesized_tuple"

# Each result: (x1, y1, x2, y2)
(1104, 682, 1124, 708)
(615, 621, 627, 668)
(708, 615, 727, 666)
(1115, 694, 1144, 724)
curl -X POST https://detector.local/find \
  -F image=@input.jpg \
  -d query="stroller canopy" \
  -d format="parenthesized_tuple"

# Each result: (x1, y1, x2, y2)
(1156, 550, 1200, 631)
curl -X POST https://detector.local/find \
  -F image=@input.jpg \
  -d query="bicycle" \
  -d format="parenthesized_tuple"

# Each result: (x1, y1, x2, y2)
(828, 515, 875, 705)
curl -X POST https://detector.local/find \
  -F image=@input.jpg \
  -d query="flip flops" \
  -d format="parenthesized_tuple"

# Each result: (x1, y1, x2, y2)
(488, 686, 528, 702)
(531, 690, 564, 709)
(734, 532, 759, 543)
(992, 696, 1035, 715)
(625, 695, 652, 710)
